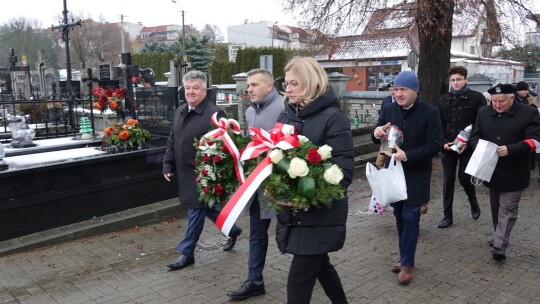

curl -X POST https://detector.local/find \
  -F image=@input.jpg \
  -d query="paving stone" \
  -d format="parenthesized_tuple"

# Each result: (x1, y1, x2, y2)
(0, 156, 539, 303)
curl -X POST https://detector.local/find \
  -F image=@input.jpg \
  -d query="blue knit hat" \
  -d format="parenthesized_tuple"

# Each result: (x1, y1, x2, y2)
(394, 71, 419, 92)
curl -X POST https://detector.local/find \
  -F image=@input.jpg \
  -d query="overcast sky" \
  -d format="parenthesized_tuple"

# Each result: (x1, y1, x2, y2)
(0, 0, 297, 41)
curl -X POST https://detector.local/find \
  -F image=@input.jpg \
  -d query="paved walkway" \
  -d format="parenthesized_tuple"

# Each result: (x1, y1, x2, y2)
(1, 156, 539, 303)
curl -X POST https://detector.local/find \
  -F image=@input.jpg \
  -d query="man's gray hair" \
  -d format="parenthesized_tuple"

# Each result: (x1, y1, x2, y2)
(183, 71, 207, 88)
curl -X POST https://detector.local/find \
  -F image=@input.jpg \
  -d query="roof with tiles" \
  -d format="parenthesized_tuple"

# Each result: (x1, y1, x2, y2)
(314, 31, 414, 61)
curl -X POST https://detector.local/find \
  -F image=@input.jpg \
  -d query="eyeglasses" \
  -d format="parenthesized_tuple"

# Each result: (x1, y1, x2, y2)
(282, 82, 298, 90)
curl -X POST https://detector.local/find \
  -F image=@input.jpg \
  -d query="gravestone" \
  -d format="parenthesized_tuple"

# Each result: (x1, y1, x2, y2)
(134, 87, 177, 137)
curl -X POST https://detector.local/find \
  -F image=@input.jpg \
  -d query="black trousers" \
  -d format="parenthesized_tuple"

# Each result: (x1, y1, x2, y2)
(287, 253, 347, 304)
(441, 151, 479, 219)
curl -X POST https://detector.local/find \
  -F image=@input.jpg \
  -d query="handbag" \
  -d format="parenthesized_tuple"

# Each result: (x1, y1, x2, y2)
(365, 155, 408, 206)
(465, 139, 499, 185)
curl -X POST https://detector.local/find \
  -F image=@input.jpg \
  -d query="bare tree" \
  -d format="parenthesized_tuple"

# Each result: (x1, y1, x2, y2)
(281, 0, 537, 105)
(201, 24, 225, 43)
(53, 11, 131, 70)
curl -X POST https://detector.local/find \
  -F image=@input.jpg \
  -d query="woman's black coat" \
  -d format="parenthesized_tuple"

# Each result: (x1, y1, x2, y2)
(275, 86, 354, 255)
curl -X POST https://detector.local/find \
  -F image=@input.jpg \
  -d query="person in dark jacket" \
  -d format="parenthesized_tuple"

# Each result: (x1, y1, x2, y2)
(227, 69, 282, 300)
(380, 81, 395, 118)
(274, 57, 354, 304)
(163, 71, 242, 270)
(469, 83, 540, 261)
(437, 66, 486, 228)
(372, 71, 442, 284)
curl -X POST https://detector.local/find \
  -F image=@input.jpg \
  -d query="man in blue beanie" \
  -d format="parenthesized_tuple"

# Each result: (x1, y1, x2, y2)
(372, 70, 442, 284)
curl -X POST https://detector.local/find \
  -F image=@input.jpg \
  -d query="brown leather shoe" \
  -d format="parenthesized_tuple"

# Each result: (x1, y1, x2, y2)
(392, 262, 401, 273)
(398, 266, 413, 284)
(392, 261, 414, 273)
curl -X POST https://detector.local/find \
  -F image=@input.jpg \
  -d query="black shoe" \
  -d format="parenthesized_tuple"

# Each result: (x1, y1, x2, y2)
(227, 280, 266, 299)
(223, 227, 242, 251)
(488, 239, 494, 247)
(492, 248, 506, 261)
(472, 209, 481, 220)
(438, 218, 453, 228)
(167, 254, 194, 270)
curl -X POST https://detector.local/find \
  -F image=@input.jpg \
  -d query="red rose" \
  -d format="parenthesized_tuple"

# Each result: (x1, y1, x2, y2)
(203, 187, 209, 193)
(307, 148, 322, 164)
(214, 184, 224, 196)
(203, 155, 211, 162)
(201, 169, 208, 176)
(222, 144, 228, 153)
(213, 155, 222, 163)
(195, 177, 200, 183)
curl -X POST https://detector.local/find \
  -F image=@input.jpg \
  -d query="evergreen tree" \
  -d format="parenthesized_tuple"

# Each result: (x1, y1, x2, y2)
(186, 35, 215, 73)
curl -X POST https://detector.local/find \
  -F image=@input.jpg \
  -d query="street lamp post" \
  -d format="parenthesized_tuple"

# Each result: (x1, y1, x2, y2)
(172, 0, 187, 76)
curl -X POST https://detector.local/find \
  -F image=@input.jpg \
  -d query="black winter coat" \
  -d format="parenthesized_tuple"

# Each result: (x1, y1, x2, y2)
(372, 98, 442, 205)
(275, 86, 354, 255)
(163, 98, 225, 208)
(438, 88, 486, 150)
(470, 102, 540, 192)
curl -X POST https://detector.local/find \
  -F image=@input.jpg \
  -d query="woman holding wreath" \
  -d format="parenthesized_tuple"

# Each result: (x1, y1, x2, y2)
(273, 56, 354, 304)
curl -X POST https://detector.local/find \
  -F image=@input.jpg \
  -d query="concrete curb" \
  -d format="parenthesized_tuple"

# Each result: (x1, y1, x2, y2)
(0, 199, 184, 257)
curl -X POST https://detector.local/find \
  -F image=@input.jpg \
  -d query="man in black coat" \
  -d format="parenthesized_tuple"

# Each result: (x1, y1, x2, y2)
(163, 71, 242, 270)
(372, 71, 441, 284)
(437, 66, 486, 228)
(469, 83, 540, 261)
(380, 81, 395, 116)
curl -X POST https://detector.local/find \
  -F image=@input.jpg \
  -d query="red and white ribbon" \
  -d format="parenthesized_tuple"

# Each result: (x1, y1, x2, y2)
(216, 123, 300, 236)
(200, 112, 245, 183)
(524, 139, 540, 153)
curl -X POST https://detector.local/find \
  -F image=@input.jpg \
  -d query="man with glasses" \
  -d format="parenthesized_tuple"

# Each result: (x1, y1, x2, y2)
(437, 66, 486, 228)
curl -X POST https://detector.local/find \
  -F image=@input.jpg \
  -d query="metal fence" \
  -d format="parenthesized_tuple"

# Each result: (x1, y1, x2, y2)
(0, 93, 92, 143)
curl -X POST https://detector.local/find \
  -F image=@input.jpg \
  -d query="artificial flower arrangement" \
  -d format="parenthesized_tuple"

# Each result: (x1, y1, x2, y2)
(91, 87, 126, 114)
(102, 119, 150, 152)
(262, 134, 346, 212)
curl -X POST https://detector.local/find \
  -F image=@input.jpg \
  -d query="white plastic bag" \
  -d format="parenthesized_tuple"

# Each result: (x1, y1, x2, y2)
(365, 155, 408, 206)
(465, 139, 499, 185)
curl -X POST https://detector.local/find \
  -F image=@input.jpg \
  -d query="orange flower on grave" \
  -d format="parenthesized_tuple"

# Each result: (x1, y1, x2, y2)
(104, 127, 113, 135)
(126, 119, 137, 125)
(110, 100, 119, 110)
(119, 130, 130, 140)
(94, 102, 103, 111)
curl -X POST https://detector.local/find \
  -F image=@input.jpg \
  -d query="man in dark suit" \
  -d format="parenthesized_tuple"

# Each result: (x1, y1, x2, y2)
(372, 71, 441, 284)
(380, 81, 395, 118)
(437, 66, 485, 228)
(163, 71, 242, 270)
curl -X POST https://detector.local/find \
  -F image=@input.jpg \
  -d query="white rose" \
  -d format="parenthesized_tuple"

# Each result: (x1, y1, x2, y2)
(317, 145, 333, 160)
(287, 157, 309, 178)
(297, 135, 309, 144)
(269, 149, 284, 164)
(323, 165, 343, 185)
(323, 164, 343, 185)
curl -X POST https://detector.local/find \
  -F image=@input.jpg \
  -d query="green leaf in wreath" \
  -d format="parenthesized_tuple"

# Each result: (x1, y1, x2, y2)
(296, 176, 315, 199)
(275, 158, 290, 174)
